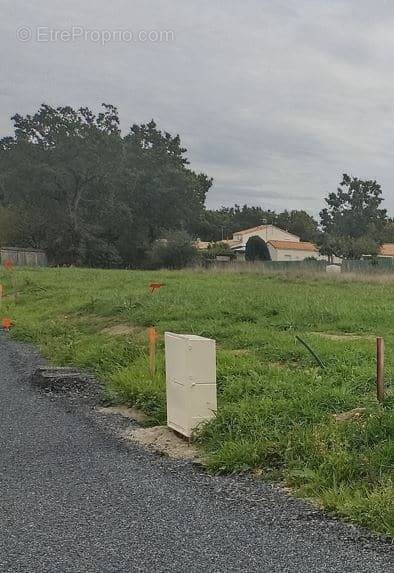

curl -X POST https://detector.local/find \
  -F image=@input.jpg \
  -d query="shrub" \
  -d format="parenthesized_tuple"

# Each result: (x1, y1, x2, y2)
(150, 231, 197, 269)
(200, 242, 236, 263)
(245, 235, 271, 261)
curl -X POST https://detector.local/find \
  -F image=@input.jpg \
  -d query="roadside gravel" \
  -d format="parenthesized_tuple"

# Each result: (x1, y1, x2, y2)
(0, 334, 392, 572)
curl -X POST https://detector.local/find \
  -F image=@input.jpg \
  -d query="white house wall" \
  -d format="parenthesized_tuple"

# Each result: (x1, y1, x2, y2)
(268, 246, 319, 261)
(234, 226, 300, 247)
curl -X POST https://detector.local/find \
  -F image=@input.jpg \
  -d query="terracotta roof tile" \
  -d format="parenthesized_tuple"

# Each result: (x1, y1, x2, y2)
(380, 243, 394, 257)
(268, 240, 318, 252)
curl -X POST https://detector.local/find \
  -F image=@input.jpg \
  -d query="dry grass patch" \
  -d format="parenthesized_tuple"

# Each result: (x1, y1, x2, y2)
(228, 349, 251, 356)
(97, 405, 148, 424)
(101, 324, 144, 337)
(124, 426, 200, 461)
(311, 332, 375, 341)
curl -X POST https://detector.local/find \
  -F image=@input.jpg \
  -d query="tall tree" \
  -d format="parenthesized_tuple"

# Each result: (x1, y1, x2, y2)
(320, 174, 387, 239)
(119, 120, 211, 264)
(194, 204, 276, 242)
(381, 220, 394, 243)
(276, 210, 319, 242)
(0, 104, 123, 264)
(0, 105, 211, 267)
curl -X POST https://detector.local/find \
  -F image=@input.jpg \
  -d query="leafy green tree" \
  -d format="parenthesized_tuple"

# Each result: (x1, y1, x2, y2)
(0, 106, 211, 267)
(191, 209, 233, 242)
(318, 233, 379, 261)
(318, 234, 343, 263)
(276, 210, 319, 242)
(194, 205, 319, 243)
(381, 220, 394, 243)
(119, 121, 211, 265)
(199, 242, 235, 265)
(245, 236, 271, 261)
(344, 237, 380, 259)
(0, 207, 21, 246)
(150, 231, 197, 269)
(320, 174, 387, 239)
(229, 204, 276, 233)
(0, 104, 122, 264)
(194, 204, 276, 242)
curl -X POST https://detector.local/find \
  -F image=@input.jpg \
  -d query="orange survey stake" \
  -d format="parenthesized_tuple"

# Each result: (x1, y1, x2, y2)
(148, 326, 157, 344)
(2, 318, 13, 331)
(149, 282, 164, 293)
(148, 327, 157, 376)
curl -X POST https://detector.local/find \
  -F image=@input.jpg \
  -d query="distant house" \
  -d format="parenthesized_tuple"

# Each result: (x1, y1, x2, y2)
(267, 240, 319, 261)
(226, 225, 300, 255)
(222, 225, 321, 261)
(194, 240, 212, 251)
(378, 244, 394, 258)
(195, 224, 325, 262)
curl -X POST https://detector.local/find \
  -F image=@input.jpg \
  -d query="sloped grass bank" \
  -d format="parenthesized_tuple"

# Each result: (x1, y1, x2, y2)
(1, 267, 393, 536)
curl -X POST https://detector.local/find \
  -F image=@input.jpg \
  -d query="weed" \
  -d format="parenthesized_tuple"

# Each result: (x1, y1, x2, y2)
(2, 266, 393, 536)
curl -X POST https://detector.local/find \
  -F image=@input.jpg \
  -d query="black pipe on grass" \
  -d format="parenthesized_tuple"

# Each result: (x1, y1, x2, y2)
(295, 335, 325, 369)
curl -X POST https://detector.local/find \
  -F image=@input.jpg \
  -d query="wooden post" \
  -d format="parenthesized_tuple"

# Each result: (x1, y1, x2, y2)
(11, 272, 17, 303)
(376, 337, 384, 403)
(148, 327, 157, 376)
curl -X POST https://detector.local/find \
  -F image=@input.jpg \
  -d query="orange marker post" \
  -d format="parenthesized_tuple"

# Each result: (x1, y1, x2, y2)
(149, 282, 164, 293)
(2, 318, 12, 331)
(148, 327, 157, 376)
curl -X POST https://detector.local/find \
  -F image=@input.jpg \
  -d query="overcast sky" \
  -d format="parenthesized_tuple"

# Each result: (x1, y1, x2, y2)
(1, 0, 393, 215)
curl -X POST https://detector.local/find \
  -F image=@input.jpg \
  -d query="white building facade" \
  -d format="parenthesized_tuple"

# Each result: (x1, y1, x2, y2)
(228, 225, 300, 253)
(267, 240, 319, 261)
(225, 225, 322, 261)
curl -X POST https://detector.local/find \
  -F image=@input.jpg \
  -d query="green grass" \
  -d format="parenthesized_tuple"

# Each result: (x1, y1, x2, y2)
(1, 266, 393, 536)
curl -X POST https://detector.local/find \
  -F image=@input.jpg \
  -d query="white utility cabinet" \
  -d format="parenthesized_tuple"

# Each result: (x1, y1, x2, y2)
(165, 332, 217, 438)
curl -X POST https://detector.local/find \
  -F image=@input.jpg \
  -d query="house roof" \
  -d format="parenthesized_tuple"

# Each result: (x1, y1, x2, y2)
(221, 238, 241, 246)
(233, 224, 299, 240)
(380, 243, 394, 257)
(268, 240, 318, 252)
(194, 241, 212, 250)
(194, 238, 241, 250)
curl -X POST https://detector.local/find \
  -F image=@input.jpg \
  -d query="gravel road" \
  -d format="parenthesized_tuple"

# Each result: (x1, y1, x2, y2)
(0, 335, 392, 572)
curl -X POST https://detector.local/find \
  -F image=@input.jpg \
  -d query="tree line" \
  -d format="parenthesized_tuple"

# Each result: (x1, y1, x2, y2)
(0, 104, 210, 267)
(202, 175, 394, 260)
(0, 103, 393, 267)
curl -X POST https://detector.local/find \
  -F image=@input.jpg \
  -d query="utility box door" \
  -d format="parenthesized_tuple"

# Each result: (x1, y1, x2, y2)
(165, 332, 217, 437)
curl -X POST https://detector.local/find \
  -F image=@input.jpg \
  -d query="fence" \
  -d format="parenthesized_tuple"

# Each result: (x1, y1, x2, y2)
(258, 260, 327, 272)
(0, 247, 48, 267)
(211, 258, 394, 274)
(343, 259, 394, 273)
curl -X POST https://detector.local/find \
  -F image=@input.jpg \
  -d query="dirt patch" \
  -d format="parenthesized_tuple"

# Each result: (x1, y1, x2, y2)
(228, 349, 251, 356)
(311, 332, 374, 341)
(101, 324, 142, 337)
(333, 408, 367, 422)
(123, 426, 201, 462)
(97, 405, 148, 424)
(269, 362, 286, 369)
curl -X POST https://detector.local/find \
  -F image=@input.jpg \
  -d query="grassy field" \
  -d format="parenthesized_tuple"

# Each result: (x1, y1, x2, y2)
(1, 266, 393, 536)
